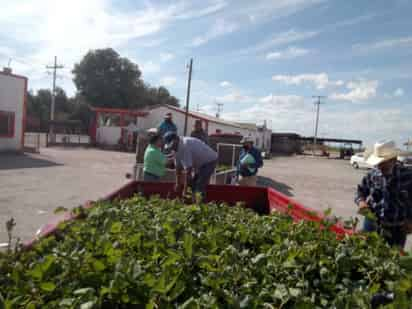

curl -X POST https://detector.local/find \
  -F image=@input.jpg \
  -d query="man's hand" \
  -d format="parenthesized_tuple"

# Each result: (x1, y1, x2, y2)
(358, 200, 369, 215)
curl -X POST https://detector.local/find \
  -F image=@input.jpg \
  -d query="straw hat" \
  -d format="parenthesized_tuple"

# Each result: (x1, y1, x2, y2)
(366, 140, 399, 166)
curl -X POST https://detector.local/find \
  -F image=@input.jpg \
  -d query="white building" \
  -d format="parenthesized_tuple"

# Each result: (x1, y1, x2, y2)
(140, 105, 272, 151)
(0, 69, 27, 152)
(91, 104, 272, 151)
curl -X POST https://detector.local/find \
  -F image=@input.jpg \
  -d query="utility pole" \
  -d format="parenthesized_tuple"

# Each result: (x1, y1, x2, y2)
(312, 95, 326, 155)
(46, 56, 64, 142)
(183, 58, 193, 136)
(216, 102, 224, 118)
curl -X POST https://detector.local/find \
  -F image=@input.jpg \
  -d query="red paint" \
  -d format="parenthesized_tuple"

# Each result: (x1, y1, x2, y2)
(0, 112, 15, 138)
(21, 77, 28, 148)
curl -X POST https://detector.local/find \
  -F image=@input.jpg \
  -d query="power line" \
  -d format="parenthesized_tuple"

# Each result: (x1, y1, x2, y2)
(183, 58, 193, 136)
(216, 101, 224, 118)
(46, 56, 64, 141)
(312, 95, 326, 155)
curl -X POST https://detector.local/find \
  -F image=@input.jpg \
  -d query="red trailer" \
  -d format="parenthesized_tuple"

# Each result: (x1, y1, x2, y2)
(27, 182, 353, 248)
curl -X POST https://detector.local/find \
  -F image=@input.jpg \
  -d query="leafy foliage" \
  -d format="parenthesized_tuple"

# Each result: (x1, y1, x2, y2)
(72, 48, 179, 109)
(1, 197, 412, 308)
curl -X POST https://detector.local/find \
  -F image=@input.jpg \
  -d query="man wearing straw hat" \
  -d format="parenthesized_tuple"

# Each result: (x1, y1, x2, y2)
(355, 140, 412, 248)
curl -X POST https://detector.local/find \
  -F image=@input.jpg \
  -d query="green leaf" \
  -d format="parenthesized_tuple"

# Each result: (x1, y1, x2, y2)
(54, 206, 69, 214)
(183, 233, 193, 258)
(40, 282, 56, 292)
(179, 297, 199, 309)
(74, 288, 95, 295)
(110, 222, 123, 233)
(25, 302, 36, 309)
(59, 298, 75, 307)
(92, 259, 106, 271)
(80, 301, 96, 309)
(0, 293, 4, 309)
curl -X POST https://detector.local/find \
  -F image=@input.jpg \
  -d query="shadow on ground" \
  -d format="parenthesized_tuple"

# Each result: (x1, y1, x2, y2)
(0, 153, 62, 170)
(257, 176, 294, 197)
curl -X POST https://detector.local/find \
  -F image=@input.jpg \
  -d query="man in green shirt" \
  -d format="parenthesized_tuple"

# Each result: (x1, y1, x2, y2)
(143, 130, 166, 181)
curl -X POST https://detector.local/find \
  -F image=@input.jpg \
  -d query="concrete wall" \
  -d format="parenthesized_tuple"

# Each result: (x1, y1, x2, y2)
(0, 73, 26, 151)
(96, 127, 122, 145)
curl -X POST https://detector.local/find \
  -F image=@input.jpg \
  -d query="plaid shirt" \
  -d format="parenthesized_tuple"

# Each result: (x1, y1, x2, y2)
(356, 164, 412, 226)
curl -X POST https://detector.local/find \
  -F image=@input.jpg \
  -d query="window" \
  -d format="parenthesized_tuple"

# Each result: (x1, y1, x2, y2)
(0, 111, 15, 137)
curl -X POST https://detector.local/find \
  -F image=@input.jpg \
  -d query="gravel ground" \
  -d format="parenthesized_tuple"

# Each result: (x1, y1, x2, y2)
(0, 149, 410, 249)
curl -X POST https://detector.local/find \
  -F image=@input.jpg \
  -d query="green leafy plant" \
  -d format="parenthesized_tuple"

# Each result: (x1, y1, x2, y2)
(1, 196, 411, 308)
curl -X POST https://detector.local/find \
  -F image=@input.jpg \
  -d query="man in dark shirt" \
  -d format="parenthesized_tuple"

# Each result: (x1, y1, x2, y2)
(355, 141, 412, 248)
(158, 112, 177, 137)
(237, 137, 263, 186)
(190, 120, 208, 144)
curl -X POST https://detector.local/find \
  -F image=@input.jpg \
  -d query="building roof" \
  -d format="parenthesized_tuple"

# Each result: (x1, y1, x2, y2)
(148, 104, 252, 130)
(90, 106, 148, 117)
(0, 70, 28, 81)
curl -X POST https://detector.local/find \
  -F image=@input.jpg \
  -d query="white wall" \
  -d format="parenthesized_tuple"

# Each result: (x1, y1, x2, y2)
(96, 127, 122, 145)
(0, 73, 26, 151)
(140, 106, 256, 138)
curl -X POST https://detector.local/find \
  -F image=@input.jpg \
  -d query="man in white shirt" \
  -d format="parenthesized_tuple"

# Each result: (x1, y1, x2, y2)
(164, 132, 218, 199)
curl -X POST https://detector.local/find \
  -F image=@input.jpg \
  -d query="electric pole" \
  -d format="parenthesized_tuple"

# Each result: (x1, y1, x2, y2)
(216, 102, 224, 118)
(183, 58, 193, 136)
(46, 56, 64, 142)
(312, 95, 326, 155)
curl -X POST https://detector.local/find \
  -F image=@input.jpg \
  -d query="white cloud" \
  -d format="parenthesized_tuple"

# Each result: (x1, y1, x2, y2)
(220, 81, 232, 87)
(240, 29, 319, 55)
(159, 76, 177, 87)
(215, 91, 252, 104)
(331, 79, 379, 102)
(0, 0, 179, 83)
(266, 47, 310, 60)
(191, 19, 238, 47)
(222, 94, 411, 146)
(272, 73, 342, 89)
(394, 88, 404, 97)
(175, 1, 228, 19)
(237, 0, 325, 24)
(353, 36, 412, 53)
(141, 61, 161, 74)
(160, 53, 175, 62)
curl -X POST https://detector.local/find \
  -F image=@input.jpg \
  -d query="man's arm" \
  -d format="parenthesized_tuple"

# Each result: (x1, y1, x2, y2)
(355, 175, 370, 212)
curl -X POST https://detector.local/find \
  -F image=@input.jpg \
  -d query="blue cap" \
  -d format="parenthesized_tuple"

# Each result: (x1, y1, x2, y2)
(163, 132, 178, 149)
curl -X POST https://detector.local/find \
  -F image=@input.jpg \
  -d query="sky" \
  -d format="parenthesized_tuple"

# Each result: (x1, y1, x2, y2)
(0, 0, 411, 147)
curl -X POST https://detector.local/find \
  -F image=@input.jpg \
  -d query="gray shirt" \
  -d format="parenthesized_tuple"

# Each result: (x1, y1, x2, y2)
(175, 137, 218, 170)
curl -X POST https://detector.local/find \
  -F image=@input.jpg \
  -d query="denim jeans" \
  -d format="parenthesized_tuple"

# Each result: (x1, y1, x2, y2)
(143, 172, 160, 182)
(363, 217, 407, 248)
(191, 160, 217, 198)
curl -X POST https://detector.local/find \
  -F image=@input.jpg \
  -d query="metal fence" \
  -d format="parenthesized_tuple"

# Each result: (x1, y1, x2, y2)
(47, 133, 91, 146)
(24, 132, 43, 153)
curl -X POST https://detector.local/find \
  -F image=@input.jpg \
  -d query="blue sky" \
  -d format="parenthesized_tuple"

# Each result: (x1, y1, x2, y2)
(1, 0, 411, 146)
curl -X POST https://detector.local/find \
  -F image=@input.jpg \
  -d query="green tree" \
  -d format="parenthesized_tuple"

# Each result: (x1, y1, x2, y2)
(26, 87, 72, 131)
(72, 48, 142, 108)
(72, 48, 179, 109)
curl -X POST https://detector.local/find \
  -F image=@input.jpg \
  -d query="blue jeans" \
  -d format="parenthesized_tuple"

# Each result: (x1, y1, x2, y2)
(143, 172, 160, 182)
(363, 217, 407, 248)
(191, 160, 217, 198)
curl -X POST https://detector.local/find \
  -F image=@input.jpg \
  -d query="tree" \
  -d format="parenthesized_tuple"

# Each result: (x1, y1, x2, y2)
(72, 48, 179, 109)
(72, 48, 142, 108)
(26, 87, 72, 131)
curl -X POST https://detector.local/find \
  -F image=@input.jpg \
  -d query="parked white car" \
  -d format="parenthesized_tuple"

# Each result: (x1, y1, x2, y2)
(398, 152, 412, 166)
(350, 153, 373, 169)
